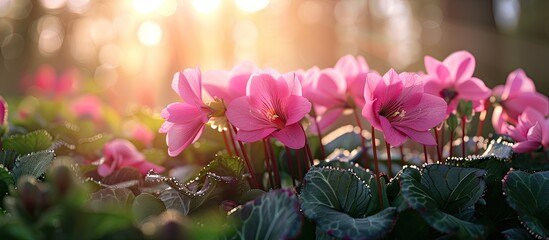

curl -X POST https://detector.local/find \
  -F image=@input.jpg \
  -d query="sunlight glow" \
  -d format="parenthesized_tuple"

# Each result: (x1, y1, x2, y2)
(234, 0, 270, 12)
(137, 21, 162, 46)
(192, 0, 221, 14)
(132, 0, 162, 15)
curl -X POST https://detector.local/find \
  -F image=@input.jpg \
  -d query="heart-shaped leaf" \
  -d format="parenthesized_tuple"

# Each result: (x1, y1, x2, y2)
(503, 170, 549, 239)
(0, 150, 18, 170)
(3, 130, 53, 155)
(11, 150, 55, 182)
(226, 188, 302, 240)
(300, 167, 397, 239)
(146, 154, 249, 214)
(0, 165, 14, 208)
(399, 165, 486, 238)
(132, 193, 166, 223)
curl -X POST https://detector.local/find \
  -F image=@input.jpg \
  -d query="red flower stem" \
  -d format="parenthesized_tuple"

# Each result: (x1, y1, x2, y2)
(399, 145, 405, 166)
(221, 130, 234, 156)
(313, 115, 326, 160)
(296, 148, 303, 181)
(461, 116, 466, 157)
(354, 108, 370, 168)
(304, 138, 315, 168)
(267, 139, 281, 188)
(440, 122, 446, 163)
(232, 125, 260, 189)
(285, 146, 296, 187)
(434, 128, 442, 162)
(475, 103, 489, 154)
(263, 139, 275, 188)
(385, 142, 392, 178)
(371, 126, 383, 208)
(449, 130, 454, 158)
(423, 145, 429, 165)
(228, 127, 240, 158)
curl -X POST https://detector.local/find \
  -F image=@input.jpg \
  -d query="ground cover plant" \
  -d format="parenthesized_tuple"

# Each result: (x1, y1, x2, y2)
(0, 51, 548, 239)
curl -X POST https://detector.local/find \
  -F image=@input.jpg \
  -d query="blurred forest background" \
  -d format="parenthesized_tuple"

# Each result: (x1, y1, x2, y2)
(0, 0, 548, 109)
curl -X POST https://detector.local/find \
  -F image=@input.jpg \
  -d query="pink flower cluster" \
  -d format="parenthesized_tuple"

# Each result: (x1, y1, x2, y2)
(160, 51, 548, 157)
(491, 69, 549, 152)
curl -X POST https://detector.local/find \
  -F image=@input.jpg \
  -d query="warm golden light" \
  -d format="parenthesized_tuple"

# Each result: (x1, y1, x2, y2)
(191, 0, 221, 14)
(137, 21, 162, 46)
(234, 0, 270, 12)
(132, 0, 162, 15)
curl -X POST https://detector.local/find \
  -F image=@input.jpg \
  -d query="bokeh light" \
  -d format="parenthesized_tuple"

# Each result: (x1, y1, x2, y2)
(192, 0, 221, 14)
(132, 0, 162, 15)
(234, 0, 270, 12)
(137, 21, 162, 46)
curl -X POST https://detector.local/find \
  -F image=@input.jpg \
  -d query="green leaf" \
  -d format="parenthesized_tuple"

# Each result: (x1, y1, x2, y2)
(102, 167, 142, 186)
(447, 114, 458, 131)
(503, 170, 549, 239)
(89, 188, 135, 210)
(502, 228, 535, 240)
(158, 188, 191, 215)
(76, 133, 113, 158)
(227, 188, 302, 240)
(146, 154, 249, 214)
(0, 150, 18, 170)
(399, 165, 487, 238)
(299, 167, 397, 239)
(11, 151, 55, 182)
(3, 130, 53, 155)
(132, 193, 166, 223)
(0, 165, 14, 208)
(457, 100, 473, 118)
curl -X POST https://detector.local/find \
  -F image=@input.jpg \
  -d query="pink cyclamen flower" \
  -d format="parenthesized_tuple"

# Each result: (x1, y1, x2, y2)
(491, 69, 549, 134)
(202, 61, 257, 104)
(71, 94, 103, 121)
(334, 55, 370, 108)
(98, 139, 164, 177)
(0, 96, 6, 126)
(159, 68, 212, 157)
(22, 65, 78, 98)
(225, 69, 312, 149)
(423, 51, 491, 115)
(507, 107, 545, 143)
(303, 68, 349, 133)
(512, 118, 549, 153)
(0, 96, 7, 135)
(362, 69, 447, 147)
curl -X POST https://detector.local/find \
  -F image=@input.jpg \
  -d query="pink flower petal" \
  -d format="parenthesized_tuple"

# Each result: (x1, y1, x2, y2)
(172, 68, 203, 106)
(379, 116, 407, 147)
(0, 96, 6, 126)
(424, 56, 442, 76)
(443, 51, 476, 83)
(226, 97, 272, 131)
(161, 103, 205, 125)
(285, 95, 311, 125)
(503, 92, 549, 120)
(397, 127, 437, 146)
(455, 77, 491, 101)
(236, 128, 275, 143)
(311, 107, 345, 133)
(35, 65, 56, 92)
(362, 99, 382, 130)
(502, 69, 535, 100)
(513, 141, 541, 153)
(272, 123, 305, 149)
(166, 121, 205, 157)
(491, 106, 507, 134)
(203, 70, 231, 100)
(398, 94, 447, 131)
